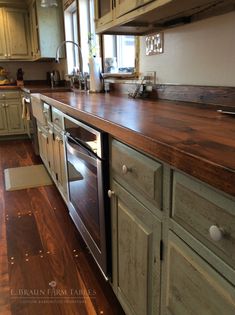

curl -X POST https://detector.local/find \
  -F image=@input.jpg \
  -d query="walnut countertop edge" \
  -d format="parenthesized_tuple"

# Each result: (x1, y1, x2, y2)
(40, 91, 235, 198)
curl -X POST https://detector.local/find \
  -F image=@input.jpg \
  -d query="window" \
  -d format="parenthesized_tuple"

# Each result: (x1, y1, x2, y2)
(64, 1, 79, 74)
(103, 35, 137, 74)
(64, 0, 98, 75)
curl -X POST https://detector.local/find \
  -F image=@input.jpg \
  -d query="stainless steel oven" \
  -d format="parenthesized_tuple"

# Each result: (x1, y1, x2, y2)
(64, 115, 110, 278)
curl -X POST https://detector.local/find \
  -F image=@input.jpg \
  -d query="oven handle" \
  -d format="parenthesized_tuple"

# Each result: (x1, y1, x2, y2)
(66, 133, 99, 159)
(65, 138, 99, 166)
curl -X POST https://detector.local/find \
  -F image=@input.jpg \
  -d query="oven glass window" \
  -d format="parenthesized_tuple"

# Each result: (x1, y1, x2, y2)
(67, 141, 101, 248)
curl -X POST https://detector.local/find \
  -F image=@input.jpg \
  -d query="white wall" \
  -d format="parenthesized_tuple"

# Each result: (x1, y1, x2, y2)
(139, 11, 235, 87)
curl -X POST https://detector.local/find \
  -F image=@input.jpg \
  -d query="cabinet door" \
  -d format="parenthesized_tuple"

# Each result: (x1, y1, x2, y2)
(36, 0, 64, 58)
(0, 9, 7, 59)
(111, 181, 161, 315)
(47, 128, 55, 176)
(4, 8, 31, 59)
(165, 232, 235, 315)
(38, 127, 49, 168)
(53, 132, 67, 198)
(5, 101, 25, 134)
(29, 1, 40, 59)
(0, 104, 8, 134)
(95, 0, 113, 27)
(115, 0, 154, 18)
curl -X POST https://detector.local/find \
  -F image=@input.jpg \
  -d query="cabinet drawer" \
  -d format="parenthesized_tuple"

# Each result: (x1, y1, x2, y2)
(52, 107, 64, 129)
(0, 91, 20, 99)
(111, 139, 162, 210)
(172, 171, 235, 268)
(166, 232, 235, 315)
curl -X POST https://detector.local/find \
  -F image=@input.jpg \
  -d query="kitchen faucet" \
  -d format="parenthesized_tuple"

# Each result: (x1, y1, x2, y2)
(55, 40, 87, 90)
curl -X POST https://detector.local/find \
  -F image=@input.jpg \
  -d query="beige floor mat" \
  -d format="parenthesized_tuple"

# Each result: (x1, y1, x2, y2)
(4, 164, 53, 191)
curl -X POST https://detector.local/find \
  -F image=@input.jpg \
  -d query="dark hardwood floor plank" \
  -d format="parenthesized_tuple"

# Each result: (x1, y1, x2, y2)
(6, 214, 44, 260)
(0, 141, 11, 315)
(0, 140, 125, 315)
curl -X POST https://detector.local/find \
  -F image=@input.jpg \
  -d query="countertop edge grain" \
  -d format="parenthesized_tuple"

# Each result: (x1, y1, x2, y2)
(40, 93, 235, 198)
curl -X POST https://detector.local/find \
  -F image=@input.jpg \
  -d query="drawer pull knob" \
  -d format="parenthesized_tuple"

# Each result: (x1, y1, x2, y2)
(122, 164, 131, 174)
(209, 225, 224, 241)
(108, 190, 115, 198)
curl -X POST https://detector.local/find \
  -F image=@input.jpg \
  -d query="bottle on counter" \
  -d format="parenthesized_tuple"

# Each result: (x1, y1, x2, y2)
(16, 68, 24, 86)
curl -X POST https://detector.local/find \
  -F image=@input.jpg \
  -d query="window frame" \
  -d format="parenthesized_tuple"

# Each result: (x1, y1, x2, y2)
(101, 34, 139, 78)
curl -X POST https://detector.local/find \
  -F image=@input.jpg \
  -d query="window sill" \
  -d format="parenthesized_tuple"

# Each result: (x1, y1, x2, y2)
(101, 72, 138, 79)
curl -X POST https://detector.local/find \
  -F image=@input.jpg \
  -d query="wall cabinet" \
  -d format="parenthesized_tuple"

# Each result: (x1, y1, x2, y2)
(0, 8, 31, 60)
(29, 0, 64, 60)
(95, 0, 234, 34)
(95, 0, 113, 29)
(0, 91, 26, 135)
(115, 0, 154, 18)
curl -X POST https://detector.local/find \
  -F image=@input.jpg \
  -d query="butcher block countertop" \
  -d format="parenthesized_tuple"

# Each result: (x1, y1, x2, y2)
(40, 91, 235, 198)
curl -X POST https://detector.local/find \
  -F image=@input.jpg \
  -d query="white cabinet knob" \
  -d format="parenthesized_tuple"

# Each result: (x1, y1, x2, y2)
(209, 225, 224, 241)
(108, 190, 115, 198)
(122, 164, 131, 174)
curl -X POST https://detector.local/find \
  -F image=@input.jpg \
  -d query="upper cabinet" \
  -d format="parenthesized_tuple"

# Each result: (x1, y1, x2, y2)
(115, 0, 154, 18)
(0, 9, 8, 59)
(29, 0, 64, 60)
(0, 8, 31, 60)
(95, 0, 235, 35)
(96, 0, 113, 27)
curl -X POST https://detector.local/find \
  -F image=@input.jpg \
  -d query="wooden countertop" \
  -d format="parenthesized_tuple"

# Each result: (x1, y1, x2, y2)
(0, 85, 19, 90)
(40, 91, 235, 198)
(22, 85, 71, 94)
(0, 84, 70, 93)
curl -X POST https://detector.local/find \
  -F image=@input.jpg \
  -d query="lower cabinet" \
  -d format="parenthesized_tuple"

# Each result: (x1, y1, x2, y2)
(37, 124, 49, 168)
(52, 127, 68, 200)
(37, 121, 68, 202)
(165, 232, 235, 315)
(0, 94, 26, 135)
(110, 181, 162, 315)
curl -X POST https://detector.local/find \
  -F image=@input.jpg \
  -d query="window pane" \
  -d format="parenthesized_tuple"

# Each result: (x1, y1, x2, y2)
(103, 35, 135, 73)
(79, 0, 90, 73)
(72, 10, 79, 69)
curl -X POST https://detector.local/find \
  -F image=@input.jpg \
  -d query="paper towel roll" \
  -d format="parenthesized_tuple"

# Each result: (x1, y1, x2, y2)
(89, 57, 102, 92)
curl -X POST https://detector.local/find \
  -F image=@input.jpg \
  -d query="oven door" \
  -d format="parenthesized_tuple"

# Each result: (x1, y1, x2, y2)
(65, 135, 108, 277)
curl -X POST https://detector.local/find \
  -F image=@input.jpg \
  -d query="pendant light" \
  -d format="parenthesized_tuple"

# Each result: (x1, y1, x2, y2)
(41, 0, 58, 7)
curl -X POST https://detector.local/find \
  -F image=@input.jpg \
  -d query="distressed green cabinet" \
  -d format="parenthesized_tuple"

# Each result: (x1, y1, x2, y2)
(110, 181, 161, 315)
(52, 126, 67, 201)
(37, 123, 49, 168)
(109, 139, 163, 315)
(165, 232, 235, 315)
(35, 102, 68, 202)
(0, 8, 31, 60)
(0, 91, 25, 135)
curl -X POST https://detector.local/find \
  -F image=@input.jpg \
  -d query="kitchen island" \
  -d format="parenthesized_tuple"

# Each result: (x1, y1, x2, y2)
(32, 90, 235, 315)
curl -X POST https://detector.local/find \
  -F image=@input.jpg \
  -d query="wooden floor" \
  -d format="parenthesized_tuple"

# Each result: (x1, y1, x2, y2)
(0, 139, 125, 315)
